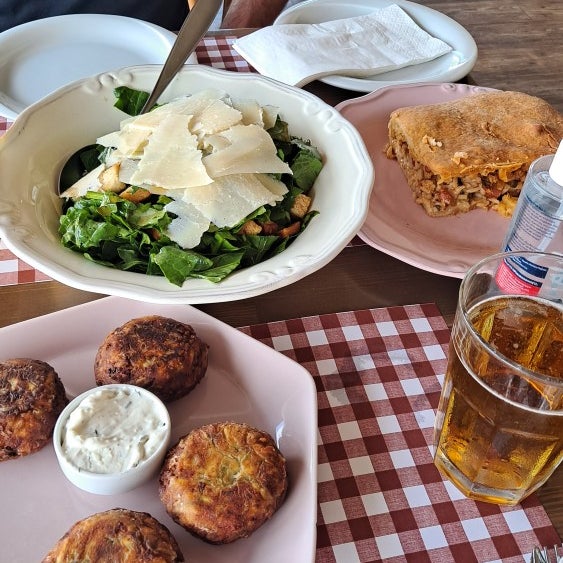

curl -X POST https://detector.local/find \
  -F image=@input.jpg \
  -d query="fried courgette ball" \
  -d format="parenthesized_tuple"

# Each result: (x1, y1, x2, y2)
(42, 508, 184, 563)
(94, 315, 209, 402)
(160, 421, 288, 544)
(0, 358, 67, 461)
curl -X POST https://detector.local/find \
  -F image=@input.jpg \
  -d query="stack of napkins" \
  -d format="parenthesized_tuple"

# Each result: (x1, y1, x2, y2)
(233, 4, 452, 87)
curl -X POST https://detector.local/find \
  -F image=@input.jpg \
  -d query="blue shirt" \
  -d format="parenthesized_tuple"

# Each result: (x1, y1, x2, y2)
(0, 0, 189, 33)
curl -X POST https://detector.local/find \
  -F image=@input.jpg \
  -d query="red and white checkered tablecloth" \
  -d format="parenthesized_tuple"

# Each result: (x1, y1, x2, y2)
(239, 303, 560, 563)
(196, 35, 254, 72)
(0, 35, 362, 287)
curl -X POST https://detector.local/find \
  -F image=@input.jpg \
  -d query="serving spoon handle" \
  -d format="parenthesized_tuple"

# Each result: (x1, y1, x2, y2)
(140, 0, 223, 114)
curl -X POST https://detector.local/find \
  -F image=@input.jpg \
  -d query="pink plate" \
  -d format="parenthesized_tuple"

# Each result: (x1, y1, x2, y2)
(0, 297, 317, 562)
(337, 82, 511, 278)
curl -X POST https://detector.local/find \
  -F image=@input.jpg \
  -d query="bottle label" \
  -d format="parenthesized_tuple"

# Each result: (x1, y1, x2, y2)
(504, 192, 559, 252)
(495, 256, 547, 295)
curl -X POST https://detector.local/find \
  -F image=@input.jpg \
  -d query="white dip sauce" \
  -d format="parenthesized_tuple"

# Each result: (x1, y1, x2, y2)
(61, 387, 168, 474)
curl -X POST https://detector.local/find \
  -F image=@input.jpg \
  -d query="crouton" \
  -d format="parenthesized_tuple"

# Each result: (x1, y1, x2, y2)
(119, 186, 152, 203)
(261, 221, 279, 235)
(290, 194, 311, 219)
(99, 163, 125, 193)
(148, 228, 161, 240)
(278, 222, 301, 238)
(238, 220, 263, 236)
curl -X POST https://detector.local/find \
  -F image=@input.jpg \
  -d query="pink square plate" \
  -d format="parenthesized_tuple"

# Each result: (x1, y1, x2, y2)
(0, 296, 317, 562)
(337, 82, 511, 278)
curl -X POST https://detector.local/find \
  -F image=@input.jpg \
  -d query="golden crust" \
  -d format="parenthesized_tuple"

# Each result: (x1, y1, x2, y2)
(42, 508, 184, 563)
(94, 315, 209, 402)
(159, 422, 288, 544)
(387, 90, 563, 182)
(0, 358, 68, 461)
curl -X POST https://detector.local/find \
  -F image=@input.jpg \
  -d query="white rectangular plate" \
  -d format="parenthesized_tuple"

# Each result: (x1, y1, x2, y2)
(0, 296, 317, 562)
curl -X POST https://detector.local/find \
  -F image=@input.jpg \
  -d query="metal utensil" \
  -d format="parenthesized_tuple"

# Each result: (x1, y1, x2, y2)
(140, 0, 223, 113)
(58, 0, 222, 193)
(531, 544, 563, 562)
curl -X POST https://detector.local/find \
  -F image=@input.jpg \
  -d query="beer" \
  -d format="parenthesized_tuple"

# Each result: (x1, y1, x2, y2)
(434, 295, 563, 505)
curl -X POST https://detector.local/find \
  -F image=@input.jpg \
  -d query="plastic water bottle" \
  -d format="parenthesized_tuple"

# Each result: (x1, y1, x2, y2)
(496, 141, 563, 298)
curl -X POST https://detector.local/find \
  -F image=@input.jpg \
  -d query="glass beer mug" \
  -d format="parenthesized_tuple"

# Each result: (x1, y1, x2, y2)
(434, 251, 563, 505)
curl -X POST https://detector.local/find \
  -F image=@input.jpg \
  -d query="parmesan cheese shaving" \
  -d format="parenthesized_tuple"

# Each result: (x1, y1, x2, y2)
(230, 97, 264, 127)
(130, 114, 213, 189)
(256, 173, 289, 197)
(203, 124, 292, 177)
(180, 173, 286, 229)
(190, 98, 242, 140)
(262, 105, 280, 130)
(165, 199, 211, 249)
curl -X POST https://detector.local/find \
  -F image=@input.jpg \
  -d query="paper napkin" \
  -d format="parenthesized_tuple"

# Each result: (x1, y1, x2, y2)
(233, 4, 452, 87)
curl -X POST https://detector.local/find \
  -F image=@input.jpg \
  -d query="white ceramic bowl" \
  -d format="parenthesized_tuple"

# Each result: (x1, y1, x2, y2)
(0, 65, 374, 304)
(53, 384, 171, 495)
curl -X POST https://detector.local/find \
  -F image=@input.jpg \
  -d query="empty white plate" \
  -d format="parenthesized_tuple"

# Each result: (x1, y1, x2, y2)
(0, 14, 196, 120)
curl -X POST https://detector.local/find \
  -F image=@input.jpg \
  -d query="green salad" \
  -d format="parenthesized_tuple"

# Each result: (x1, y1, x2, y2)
(59, 87, 323, 286)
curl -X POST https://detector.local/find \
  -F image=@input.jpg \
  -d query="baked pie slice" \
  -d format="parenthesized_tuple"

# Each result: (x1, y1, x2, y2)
(386, 90, 563, 217)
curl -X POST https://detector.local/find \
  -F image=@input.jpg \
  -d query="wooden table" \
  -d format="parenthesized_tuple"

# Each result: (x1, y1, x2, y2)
(1, 0, 562, 540)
